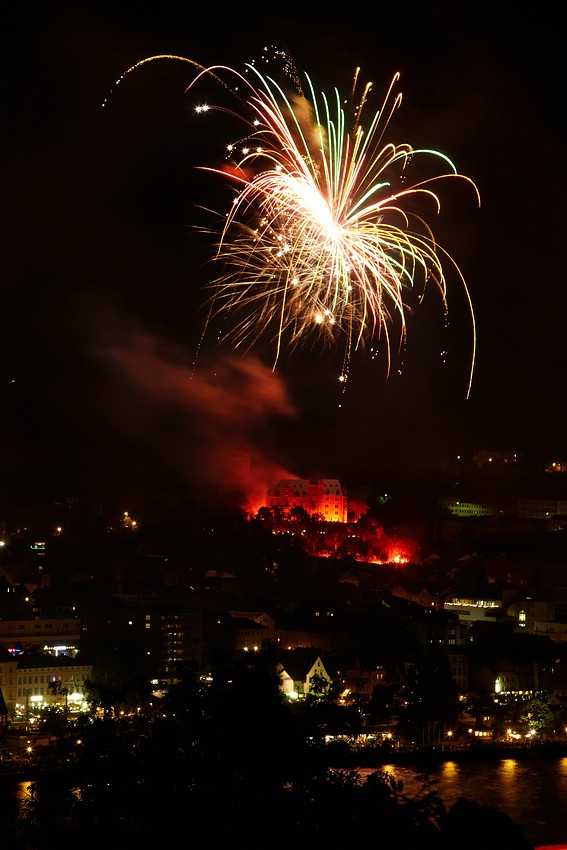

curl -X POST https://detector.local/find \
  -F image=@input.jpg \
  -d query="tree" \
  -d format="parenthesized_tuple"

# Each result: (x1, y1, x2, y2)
(366, 683, 399, 729)
(38, 706, 68, 738)
(396, 655, 460, 746)
(517, 693, 565, 738)
(47, 680, 69, 714)
(84, 648, 152, 716)
(11, 659, 534, 849)
(309, 671, 332, 698)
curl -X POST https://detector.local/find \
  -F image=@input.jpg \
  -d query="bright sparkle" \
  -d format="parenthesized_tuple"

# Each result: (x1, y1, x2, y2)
(104, 50, 480, 395)
(187, 54, 480, 394)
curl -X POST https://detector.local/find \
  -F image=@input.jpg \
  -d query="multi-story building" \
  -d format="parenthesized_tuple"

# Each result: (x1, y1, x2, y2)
(0, 614, 81, 655)
(447, 650, 470, 694)
(506, 596, 567, 643)
(0, 652, 91, 718)
(442, 593, 505, 628)
(152, 607, 205, 685)
(90, 594, 207, 687)
(437, 497, 494, 518)
(516, 499, 567, 519)
(266, 478, 348, 522)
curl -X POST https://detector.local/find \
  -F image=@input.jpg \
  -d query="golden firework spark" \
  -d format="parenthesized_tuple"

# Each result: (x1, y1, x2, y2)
(107, 49, 480, 395)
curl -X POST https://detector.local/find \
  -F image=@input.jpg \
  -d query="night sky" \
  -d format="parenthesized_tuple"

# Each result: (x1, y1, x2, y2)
(2, 4, 565, 514)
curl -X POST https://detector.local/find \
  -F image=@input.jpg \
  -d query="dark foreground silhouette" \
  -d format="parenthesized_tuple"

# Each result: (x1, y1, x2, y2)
(0, 656, 536, 849)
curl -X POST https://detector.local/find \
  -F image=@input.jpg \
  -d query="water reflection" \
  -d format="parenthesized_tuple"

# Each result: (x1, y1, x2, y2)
(359, 757, 567, 846)
(6, 759, 567, 845)
(15, 781, 31, 816)
(441, 760, 458, 781)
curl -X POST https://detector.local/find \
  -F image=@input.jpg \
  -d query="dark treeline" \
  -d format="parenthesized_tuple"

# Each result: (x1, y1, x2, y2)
(2, 651, 535, 850)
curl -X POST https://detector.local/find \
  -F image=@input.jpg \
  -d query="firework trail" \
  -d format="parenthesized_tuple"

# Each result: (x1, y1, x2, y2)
(107, 48, 480, 396)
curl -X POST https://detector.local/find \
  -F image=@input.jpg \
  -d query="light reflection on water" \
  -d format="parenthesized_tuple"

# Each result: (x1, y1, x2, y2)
(12, 759, 567, 845)
(358, 757, 567, 847)
(14, 780, 31, 815)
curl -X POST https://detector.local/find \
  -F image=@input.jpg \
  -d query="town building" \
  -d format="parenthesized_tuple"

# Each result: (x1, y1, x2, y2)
(276, 649, 332, 698)
(0, 651, 91, 718)
(0, 614, 81, 655)
(266, 478, 348, 522)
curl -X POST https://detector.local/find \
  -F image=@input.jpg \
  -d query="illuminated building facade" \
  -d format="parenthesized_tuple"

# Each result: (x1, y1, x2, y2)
(0, 653, 91, 717)
(277, 651, 332, 698)
(266, 478, 348, 523)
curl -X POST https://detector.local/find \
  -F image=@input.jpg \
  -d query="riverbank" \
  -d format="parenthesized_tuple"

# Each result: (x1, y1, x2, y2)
(2, 740, 567, 784)
(328, 740, 567, 769)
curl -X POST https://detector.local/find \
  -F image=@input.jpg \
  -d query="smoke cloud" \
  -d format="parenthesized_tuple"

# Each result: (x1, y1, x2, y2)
(89, 315, 297, 507)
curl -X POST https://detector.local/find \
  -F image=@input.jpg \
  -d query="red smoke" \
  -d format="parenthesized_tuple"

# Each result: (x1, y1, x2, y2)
(90, 319, 298, 500)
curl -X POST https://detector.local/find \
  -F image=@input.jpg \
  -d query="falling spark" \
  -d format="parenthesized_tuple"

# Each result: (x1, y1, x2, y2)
(107, 48, 480, 396)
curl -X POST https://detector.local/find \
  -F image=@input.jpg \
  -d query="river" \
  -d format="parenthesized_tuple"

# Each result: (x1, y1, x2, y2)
(356, 756, 567, 847)
(6, 756, 567, 846)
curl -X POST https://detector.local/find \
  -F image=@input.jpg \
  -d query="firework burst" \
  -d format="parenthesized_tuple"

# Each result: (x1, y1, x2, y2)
(107, 50, 480, 395)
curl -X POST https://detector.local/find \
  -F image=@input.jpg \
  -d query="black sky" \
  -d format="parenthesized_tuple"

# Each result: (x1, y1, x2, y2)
(2, 3, 565, 513)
